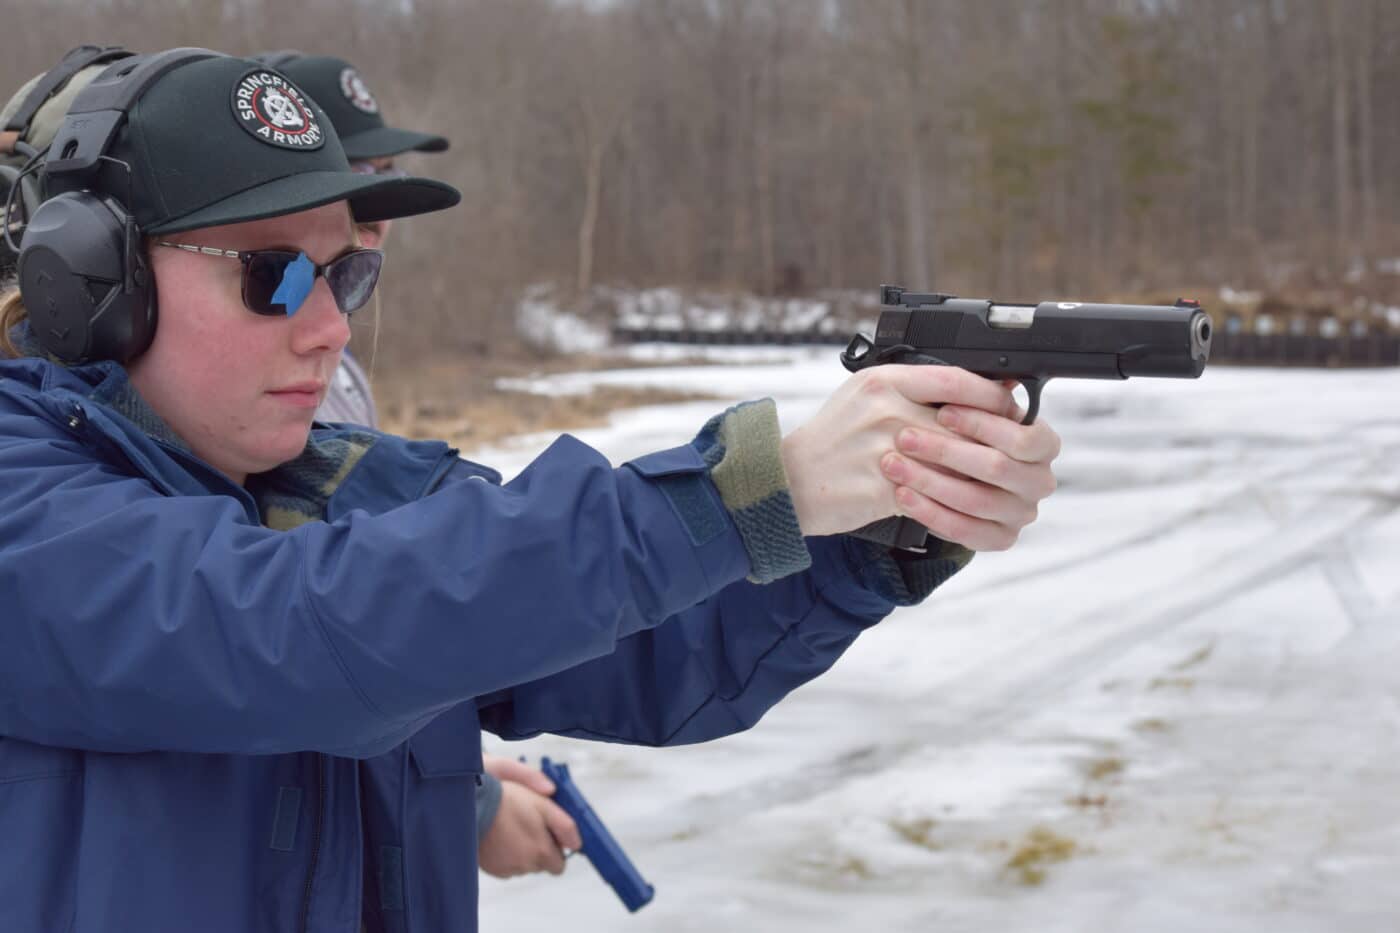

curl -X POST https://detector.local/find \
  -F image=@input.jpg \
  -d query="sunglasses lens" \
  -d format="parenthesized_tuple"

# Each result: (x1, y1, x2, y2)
(325, 249, 383, 314)
(242, 252, 299, 316)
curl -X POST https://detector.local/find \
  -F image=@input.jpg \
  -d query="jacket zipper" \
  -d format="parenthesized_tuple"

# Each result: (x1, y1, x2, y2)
(424, 448, 462, 495)
(299, 754, 327, 933)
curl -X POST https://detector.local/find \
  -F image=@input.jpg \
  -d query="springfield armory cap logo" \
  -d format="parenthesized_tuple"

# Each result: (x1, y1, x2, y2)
(231, 71, 325, 150)
(339, 68, 379, 115)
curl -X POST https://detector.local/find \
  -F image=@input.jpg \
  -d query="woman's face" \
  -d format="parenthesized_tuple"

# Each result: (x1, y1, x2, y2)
(128, 202, 356, 485)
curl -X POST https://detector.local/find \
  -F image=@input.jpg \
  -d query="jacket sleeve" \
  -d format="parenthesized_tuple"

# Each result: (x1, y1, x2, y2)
(477, 533, 969, 746)
(474, 398, 972, 747)
(475, 773, 504, 836)
(0, 390, 753, 757)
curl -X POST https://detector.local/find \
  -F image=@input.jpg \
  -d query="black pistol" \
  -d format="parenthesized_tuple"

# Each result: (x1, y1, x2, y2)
(842, 285, 1212, 549)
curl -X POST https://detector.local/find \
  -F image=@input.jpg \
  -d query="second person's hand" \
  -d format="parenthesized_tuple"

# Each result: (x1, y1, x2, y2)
(479, 754, 582, 878)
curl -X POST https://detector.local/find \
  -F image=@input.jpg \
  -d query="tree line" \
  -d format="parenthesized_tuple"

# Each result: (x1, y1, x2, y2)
(2, 0, 1396, 362)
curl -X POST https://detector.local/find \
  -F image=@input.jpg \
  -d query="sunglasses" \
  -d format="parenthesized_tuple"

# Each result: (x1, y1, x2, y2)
(154, 241, 384, 317)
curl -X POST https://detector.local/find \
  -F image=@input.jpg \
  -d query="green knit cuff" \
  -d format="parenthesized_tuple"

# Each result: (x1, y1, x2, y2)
(692, 399, 810, 584)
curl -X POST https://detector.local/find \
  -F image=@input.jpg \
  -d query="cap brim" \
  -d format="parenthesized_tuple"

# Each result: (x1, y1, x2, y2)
(144, 170, 460, 235)
(341, 125, 450, 161)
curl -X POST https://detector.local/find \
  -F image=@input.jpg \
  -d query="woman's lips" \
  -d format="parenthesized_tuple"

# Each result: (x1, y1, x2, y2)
(267, 382, 325, 409)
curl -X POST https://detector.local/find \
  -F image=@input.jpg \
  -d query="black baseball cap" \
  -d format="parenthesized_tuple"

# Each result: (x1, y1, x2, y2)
(253, 52, 449, 161)
(48, 53, 459, 235)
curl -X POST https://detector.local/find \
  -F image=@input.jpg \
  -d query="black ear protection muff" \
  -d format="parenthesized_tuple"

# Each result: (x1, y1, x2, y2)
(12, 47, 218, 364)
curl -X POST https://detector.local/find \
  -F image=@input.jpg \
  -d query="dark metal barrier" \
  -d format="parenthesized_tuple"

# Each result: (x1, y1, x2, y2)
(1211, 333, 1400, 367)
(613, 327, 1400, 367)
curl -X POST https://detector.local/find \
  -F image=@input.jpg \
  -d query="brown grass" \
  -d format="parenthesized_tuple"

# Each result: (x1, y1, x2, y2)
(828, 856, 876, 881)
(1169, 641, 1216, 672)
(1066, 793, 1109, 810)
(1004, 827, 1078, 886)
(370, 356, 722, 452)
(791, 851, 877, 883)
(1084, 757, 1126, 782)
(889, 817, 939, 851)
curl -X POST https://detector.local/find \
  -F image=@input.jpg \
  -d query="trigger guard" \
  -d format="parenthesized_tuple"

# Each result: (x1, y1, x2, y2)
(1018, 378, 1044, 425)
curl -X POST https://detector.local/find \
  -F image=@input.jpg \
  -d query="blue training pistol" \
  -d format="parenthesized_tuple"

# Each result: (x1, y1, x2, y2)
(540, 757, 656, 912)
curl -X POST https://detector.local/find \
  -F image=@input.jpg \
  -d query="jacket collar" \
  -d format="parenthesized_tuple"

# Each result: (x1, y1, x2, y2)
(5, 322, 382, 529)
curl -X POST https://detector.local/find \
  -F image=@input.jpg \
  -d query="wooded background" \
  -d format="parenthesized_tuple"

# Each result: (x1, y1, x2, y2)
(2, 0, 1397, 363)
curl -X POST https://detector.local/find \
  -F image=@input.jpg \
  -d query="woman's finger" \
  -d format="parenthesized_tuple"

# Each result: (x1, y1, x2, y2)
(541, 798, 582, 854)
(877, 365, 1017, 415)
(935, 405, 1061, 464)
(881, 452, 1036, 526)
(892, 485, 1020, 552)
(893, 427, 1057, 501)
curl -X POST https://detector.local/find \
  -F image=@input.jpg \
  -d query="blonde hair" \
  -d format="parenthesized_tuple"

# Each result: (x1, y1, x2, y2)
(0, 286, 26, 358)
(349, 219, 382, 381)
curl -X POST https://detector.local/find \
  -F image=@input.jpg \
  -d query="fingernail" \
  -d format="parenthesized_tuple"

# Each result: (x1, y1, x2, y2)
(898, 428, 920, 452)
(882, 453, 905, 481)
(938, 407, 961, 431)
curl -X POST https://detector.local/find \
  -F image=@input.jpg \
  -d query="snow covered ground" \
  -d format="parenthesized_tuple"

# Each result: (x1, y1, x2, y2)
(473, 349, 1400, 933)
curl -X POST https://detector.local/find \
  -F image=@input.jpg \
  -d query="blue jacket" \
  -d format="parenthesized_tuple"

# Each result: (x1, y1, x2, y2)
(0, 353, 968, 932)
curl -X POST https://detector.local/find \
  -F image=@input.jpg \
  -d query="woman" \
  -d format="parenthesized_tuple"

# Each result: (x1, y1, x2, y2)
(0, 51, 1058, 932)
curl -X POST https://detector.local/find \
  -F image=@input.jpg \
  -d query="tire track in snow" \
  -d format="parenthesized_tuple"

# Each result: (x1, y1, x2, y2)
(636, 450, 1400, 842)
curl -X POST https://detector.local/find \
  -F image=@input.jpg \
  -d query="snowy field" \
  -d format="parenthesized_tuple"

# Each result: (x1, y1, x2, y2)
(474, 349, 1400, 933)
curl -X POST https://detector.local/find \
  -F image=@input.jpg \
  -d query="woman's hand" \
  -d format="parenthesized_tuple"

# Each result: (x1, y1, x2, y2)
(781, 365, 1060, 550)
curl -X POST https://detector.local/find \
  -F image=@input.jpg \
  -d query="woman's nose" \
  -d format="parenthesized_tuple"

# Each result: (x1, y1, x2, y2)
(288, 278, 350, 355)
